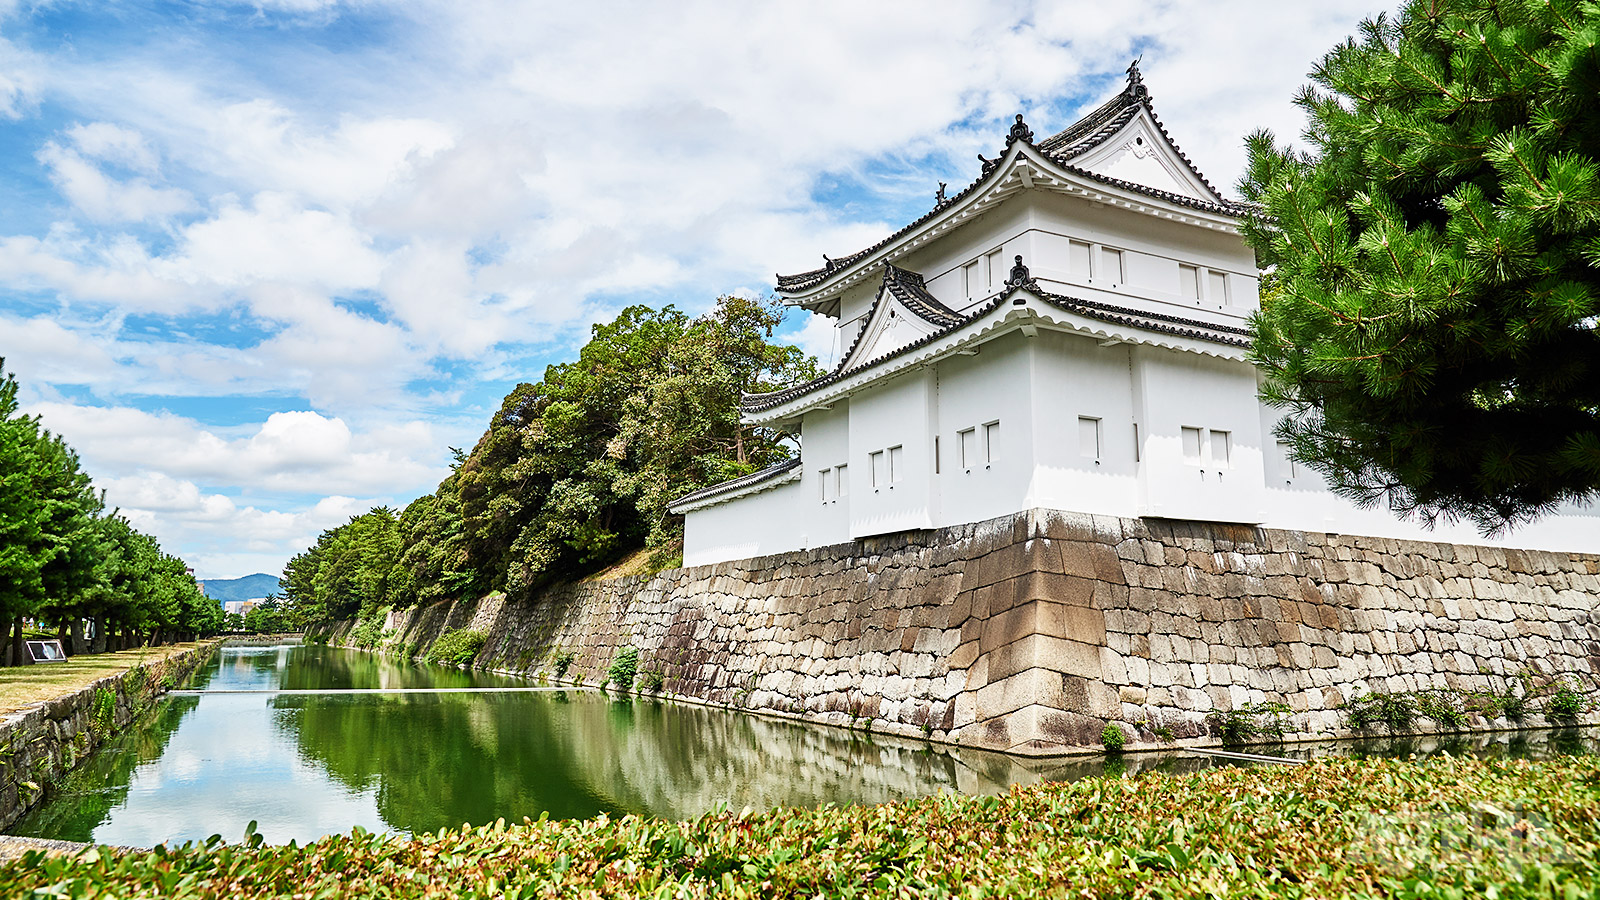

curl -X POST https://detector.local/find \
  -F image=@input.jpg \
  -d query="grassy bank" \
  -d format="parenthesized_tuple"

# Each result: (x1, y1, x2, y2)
(3, 754, 1597, 898)
(0, 643, 208, 714)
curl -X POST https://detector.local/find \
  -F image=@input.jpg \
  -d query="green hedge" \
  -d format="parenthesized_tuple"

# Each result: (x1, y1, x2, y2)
(5, 755, 1597, 898)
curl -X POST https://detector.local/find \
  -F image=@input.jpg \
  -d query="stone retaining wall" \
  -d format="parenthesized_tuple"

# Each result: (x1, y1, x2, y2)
(0, 643, 220, 831)
(328, 510, 1600, 755)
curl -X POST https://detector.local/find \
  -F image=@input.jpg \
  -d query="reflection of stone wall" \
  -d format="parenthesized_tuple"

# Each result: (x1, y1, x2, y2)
(329, 511, 1600, 755)
(0, 643, 219, 831)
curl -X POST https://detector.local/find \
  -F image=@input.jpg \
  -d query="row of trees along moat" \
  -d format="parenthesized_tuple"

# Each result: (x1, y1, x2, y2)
(0, 360, 222, 664)
(278, 294, 819, 626)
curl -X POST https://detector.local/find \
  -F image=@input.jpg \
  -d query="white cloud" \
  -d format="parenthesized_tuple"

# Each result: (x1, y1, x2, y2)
(24, 402, 447, 497)
(37, 141, 194, 223)
(0, 0, 1397, 577)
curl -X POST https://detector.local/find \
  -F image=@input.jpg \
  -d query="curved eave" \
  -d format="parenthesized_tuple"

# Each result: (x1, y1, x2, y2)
(776, 144, 1246, 312)
(667, 458, 803, 515)
(745, 287, 1250, 425)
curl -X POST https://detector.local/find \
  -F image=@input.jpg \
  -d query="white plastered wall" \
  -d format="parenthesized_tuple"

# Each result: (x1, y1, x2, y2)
(933, 332, 1036, 530)
(1026, 330, 1140, 517)
(680, 478, 807, 568)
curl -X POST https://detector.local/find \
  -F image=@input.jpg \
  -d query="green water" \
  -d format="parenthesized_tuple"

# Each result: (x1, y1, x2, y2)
(11, 643, 1593, 847)
(5, 644, 1137, 846)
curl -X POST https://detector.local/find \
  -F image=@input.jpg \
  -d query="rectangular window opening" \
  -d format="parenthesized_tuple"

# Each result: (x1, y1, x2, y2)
(1210, 429, 1232, 468)
(1078, 416, 1101, 461)
(1208, 270, 1229, 306)
(1181, 426, 1203, 464)
(1277, 441, 1297, 480)
(836, 464, 848, 497)
(1101, 247, 1124, 284)
(1068, 240, 1091, 278)
(869, 451, 883, 488)
(985, 249, 1004, 290)
(1179, 264, 1200, 301)
(1133, 422, 1141, 463)
(962, 260, 981, 299)
(819, 469, 832, 503)
(934, 435, 941, 474)
(958, 428, 976, 470)
(983, 421, 1001, 464)
(888, 445, 904, 483)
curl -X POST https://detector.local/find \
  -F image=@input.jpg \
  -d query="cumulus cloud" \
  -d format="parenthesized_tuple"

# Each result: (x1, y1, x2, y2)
(25, 402, 446, 496)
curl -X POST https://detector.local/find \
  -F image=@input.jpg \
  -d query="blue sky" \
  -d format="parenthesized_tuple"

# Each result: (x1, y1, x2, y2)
(0, 0, 1387, 578)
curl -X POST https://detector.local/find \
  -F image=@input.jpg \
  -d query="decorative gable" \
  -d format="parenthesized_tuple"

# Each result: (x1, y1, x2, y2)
(1066, 110, 1214, 202)
(838, 265, 963, 371)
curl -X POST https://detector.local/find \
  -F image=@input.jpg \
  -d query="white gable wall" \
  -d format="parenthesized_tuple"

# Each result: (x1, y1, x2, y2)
(1068, 110, 1217, 202)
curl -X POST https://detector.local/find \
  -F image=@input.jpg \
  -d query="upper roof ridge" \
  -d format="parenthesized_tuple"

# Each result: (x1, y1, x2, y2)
(775, 62, 1244, 299)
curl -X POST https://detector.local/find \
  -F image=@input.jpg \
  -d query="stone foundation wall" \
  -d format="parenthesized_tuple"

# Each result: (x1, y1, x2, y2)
(331, 511, 1600, 756)
(0, 642, 220, 831)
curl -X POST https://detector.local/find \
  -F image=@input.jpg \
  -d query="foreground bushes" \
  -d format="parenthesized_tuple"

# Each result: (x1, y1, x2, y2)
(5, 755, 1598, 898)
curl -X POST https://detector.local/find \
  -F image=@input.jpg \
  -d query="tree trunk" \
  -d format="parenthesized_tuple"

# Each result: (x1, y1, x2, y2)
(735, 427, 746, 463)
(10, 616, 28, 666)
(89, 617, 105, 654)
(69, 618, 85, 656)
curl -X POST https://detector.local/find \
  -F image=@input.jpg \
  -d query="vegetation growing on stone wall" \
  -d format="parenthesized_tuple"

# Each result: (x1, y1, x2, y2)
(1345, 678, 1591, 734)
(425, 629, 486, 668)
(348, 612, 388, 650)
(638, 668, 665, 692)
(1099, 723, 1125, 752)
(606, 647, 640, 691)
(1343, 691, 1418, 734)
(275, 296, 820, 625)
(1211, 701, 1292, 747)
(1546, 680, 1589, 724)
(6, 756, 1599, 898)
(552, 650, 576, 680)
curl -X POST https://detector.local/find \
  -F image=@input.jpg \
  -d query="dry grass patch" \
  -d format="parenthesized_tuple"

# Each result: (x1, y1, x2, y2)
(0, 643, 206, 714)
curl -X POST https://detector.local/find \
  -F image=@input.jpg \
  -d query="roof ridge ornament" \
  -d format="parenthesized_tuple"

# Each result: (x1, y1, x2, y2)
(1004, 254, 1033, 290)
(1126, 57, 1148, 99)
(935, 181, 947, 205)
(978, 152, 997, 175)
(1005, 113, 1034, 147)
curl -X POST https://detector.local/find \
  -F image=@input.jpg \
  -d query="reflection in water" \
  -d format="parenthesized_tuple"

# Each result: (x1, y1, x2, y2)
(8, 645, 1596, 847)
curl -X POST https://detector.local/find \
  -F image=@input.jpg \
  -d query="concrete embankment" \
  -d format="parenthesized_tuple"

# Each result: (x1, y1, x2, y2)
(0, 641, 221, 831)
(317, 509, 1600, 756)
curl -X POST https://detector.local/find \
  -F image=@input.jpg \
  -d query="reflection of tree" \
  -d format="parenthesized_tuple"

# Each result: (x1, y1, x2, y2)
(277, 680, 1175, 834)
(9, 697, 200, 842)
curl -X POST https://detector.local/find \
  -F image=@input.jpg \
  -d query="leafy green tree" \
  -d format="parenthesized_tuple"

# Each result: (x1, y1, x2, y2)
(0, 361, 49, 663)
(1240, 0, 1600, 532)
(285, 295, 818, 622)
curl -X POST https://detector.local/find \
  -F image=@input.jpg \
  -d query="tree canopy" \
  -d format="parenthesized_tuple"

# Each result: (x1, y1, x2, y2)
(281, 295, 818, 623)
(1239, 0, 1600, 532)
(0, 360, 221, 662)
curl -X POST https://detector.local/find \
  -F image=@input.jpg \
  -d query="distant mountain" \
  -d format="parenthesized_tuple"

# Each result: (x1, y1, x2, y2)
(198, 573, 280, 603)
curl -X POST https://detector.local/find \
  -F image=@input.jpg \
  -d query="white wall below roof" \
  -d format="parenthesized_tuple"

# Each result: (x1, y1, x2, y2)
(680, 478, 809, 568)
(683, 325, 1600, 564)
(930, 332, 1036, 532)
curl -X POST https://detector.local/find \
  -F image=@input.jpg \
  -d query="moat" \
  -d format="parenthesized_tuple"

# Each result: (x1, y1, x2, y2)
(4, 643, 1134, 845)
(9, 642, 1595, 847)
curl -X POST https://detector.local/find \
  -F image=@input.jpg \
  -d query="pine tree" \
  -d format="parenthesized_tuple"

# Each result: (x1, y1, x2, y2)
(1239, 0, 1600, 532)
